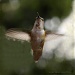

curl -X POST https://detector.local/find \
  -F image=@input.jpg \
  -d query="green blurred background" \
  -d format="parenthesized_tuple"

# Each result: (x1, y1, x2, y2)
(0, 0, 74, 75)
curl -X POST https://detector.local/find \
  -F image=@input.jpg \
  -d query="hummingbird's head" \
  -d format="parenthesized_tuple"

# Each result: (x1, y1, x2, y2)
(33, 12, 44, 30)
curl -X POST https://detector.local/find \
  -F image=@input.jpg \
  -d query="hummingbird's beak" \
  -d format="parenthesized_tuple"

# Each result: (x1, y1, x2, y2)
(36, 12, 41, 19)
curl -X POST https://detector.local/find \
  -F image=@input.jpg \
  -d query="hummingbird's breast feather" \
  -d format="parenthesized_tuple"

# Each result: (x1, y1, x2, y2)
(31, 29, 45, 44)
(36, 30, 45, 39)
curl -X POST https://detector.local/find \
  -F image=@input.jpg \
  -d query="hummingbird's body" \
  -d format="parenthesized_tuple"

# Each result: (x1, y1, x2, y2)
(5, 13, 64, 62)
(31, 28, 45, 61)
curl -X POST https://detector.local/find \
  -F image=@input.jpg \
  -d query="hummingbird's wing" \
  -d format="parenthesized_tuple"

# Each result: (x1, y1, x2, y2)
(45, 31, 64, 41)
(5, 28, 31, 42)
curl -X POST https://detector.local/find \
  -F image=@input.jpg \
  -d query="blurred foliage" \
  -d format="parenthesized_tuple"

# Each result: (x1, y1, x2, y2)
(0, 0, 74, 75)
(1, 0, 72, 29)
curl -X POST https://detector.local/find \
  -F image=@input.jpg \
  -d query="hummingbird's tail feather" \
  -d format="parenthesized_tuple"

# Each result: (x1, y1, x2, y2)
(5, 28, 31, 42)
(35, 61, 38, 63)
(33, 48, 42, 62)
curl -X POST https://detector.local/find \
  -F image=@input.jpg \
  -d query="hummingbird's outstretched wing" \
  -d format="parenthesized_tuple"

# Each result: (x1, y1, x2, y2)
(45, 31, 64, 41)
(5, 28, 31, 42)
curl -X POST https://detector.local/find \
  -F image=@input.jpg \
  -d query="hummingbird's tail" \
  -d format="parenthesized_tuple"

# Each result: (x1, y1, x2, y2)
(33, 48, 42, 63)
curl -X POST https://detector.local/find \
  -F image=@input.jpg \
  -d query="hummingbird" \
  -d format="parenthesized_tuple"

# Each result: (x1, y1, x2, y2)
(5, 12, 64, 62)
